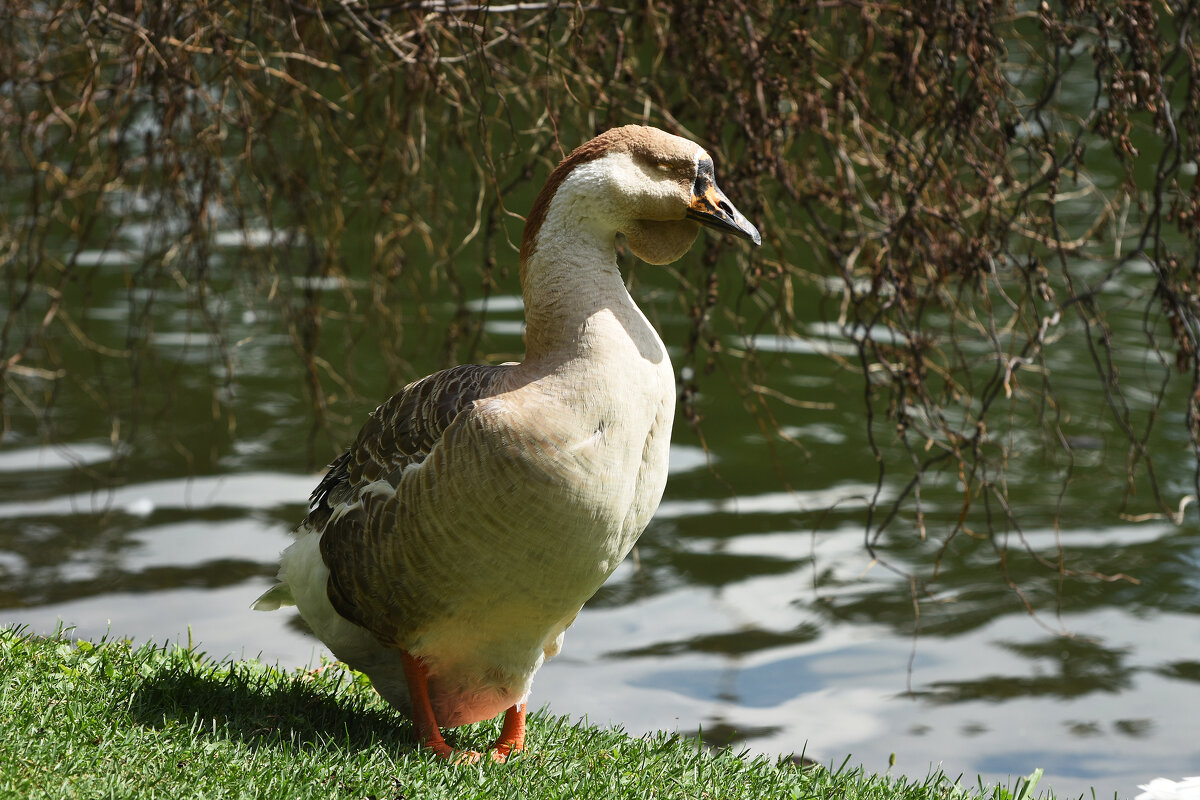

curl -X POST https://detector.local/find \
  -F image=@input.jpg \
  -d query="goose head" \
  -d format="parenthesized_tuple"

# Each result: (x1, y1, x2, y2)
(521, 125, 761, 268)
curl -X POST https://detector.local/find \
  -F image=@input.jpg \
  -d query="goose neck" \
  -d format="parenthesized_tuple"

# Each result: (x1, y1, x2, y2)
(520, 233, 636, 361)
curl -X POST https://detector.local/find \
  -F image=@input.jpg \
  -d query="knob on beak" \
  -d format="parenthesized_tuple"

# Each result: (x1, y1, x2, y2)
(685, 164, 761, 246)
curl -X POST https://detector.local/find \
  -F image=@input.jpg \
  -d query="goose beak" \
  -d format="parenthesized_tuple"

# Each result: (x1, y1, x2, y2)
(687, 172, 762, 246)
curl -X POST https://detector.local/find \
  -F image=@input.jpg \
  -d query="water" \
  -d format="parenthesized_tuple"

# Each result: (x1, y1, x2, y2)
(5, 255, 1198, 798)
(4, 160, 1199, 800)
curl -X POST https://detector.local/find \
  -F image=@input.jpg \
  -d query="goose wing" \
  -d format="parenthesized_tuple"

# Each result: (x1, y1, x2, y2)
(306, 362, 513, 639)
(307, 364, 507, 527)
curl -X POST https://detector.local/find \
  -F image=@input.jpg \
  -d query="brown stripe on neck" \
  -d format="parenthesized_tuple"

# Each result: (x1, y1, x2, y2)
(519, 126, 678, 272)
(519, 137, 610, 268)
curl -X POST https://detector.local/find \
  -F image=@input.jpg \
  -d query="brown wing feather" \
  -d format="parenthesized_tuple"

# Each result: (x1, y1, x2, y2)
(307, 362, 511, 640)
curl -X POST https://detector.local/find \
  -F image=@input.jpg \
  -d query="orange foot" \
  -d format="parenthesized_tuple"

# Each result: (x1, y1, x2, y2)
(490, 703, 527, 763)
(400, 652, 525, 764)
(400, 652, 473, 761)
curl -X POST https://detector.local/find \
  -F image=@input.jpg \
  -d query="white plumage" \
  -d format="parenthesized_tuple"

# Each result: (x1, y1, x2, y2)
(1137, 777, 1200, 800)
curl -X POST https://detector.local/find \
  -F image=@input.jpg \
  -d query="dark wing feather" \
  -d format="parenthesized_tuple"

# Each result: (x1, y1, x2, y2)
(306, 363, 511, 639)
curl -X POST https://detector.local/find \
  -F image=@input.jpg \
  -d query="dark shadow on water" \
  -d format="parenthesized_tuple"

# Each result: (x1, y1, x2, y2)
(1157, 660, 1200, 683)
(684, 720, 819, 768)
(689, 720, 781, 750)
(609, 623, 821, 660)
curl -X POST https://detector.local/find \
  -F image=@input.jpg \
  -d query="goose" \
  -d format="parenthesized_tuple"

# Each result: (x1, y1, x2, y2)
(253, 125, 761, 762)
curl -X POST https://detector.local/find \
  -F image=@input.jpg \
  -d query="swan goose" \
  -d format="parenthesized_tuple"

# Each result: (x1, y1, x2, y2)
(254, 125, 761, 762)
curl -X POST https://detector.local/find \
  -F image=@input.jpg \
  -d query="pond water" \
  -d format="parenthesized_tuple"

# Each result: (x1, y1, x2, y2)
(3, 162, 1199, 799)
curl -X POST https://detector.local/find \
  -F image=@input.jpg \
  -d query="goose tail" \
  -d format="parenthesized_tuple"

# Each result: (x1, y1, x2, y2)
(251, 582, 295, 611)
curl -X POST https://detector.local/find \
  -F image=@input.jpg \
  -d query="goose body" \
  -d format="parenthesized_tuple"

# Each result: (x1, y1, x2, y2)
(254, 125, 760, 760)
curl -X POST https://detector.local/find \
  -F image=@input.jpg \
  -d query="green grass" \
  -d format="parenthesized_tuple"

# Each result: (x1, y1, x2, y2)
(0, 626, 1053, 800)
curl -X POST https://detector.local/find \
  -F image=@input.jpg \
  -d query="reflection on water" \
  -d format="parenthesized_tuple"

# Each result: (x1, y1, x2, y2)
(3, 237, 1199, 798)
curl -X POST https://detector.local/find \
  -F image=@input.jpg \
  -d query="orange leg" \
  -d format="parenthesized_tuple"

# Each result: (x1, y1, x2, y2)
(490, 703, 527, 762)
(400, 652, 480, 763)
